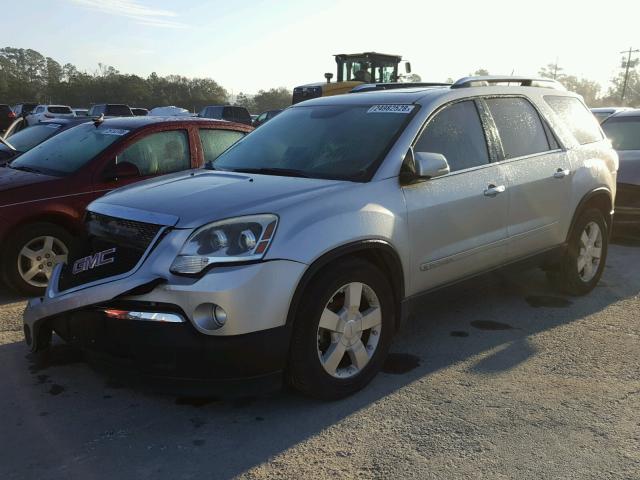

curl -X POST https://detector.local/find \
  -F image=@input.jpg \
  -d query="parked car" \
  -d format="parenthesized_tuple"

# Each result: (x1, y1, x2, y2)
(23, 76, 617, 399)
(73, 108, 88, 117)
(0, 104, 16, 133)
(253, 109, 283, 127)
(26, 105, 75, 125)
(199, 105, 252, 125)
(0, 116, 251, 296)
(131, 108, 149, 116)
(0, 118, 91, 164)
(601, 109, 640, 227)
(87, 104, 134, 117)
(149, 106, 191, 117)
(11, 103, 38, 119)
(591, 107, 631, 124)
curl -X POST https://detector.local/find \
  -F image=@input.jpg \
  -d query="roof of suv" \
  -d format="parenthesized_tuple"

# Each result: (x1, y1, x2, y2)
(606, 108, 640, 119)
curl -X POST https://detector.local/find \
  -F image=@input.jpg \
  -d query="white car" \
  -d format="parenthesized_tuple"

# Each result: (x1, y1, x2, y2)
(26, 105, 75, 125)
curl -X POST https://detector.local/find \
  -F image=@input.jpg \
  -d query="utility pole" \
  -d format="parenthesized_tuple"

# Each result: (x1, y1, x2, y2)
(620, 47, 639, 102)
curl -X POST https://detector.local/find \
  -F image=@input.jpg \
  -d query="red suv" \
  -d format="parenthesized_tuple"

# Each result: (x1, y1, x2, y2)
(0, 116, 252, 295)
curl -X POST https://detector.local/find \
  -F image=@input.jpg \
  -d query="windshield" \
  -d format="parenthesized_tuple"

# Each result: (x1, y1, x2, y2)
(212, 104, 415, 181)
(602, 117, 640, 151)
(4, 124, 63, 152)
(10, 123, 125, 176)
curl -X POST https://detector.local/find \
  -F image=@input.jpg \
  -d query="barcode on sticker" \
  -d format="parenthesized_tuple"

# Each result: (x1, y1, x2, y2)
(101, 129, 129, 136)
(367, 104, 414, 114)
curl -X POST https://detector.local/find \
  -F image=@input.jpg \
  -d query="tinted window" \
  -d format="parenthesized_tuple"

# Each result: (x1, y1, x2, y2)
(222, 107, 234, 121)
(117, 130, 190, 176)
(234, 107, 251, 124)
(35, 106, 45, 114)
(4, 124, 62, 152)
(199, 129, 245, 163)
(10, 123, 123, 175)
(213, 104, 415, 181)
(105, 105, 133, 116)
(485, 97, 550, 159)
(601, 117, 640, 151)
(415, 101, 489, 172)
(545, 95, 603, 145)
(48, 106, 72, 114)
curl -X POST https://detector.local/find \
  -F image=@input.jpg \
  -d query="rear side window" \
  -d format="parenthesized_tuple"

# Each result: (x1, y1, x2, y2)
(601, 117, 640, 151)
(106, 105, 132, 116)
(117, 130, 190, 176)
(544, 96, 603, 145)
(485, 97, 550, 159)
(415, 100, 489, 172)
(234, 107, 251, 124)
(199, 129, 245, 163)
(48, 106, 72, 114)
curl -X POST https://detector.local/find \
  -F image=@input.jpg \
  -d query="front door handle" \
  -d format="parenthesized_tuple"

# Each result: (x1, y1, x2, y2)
(553, 168, 570, 179)
(484, 184, 506, 197)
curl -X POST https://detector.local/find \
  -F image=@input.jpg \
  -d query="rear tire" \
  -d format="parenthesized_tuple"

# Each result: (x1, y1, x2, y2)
(1, 223, 72, 297)
(550, 209, 608, 296)
(287, 258, 395, 400)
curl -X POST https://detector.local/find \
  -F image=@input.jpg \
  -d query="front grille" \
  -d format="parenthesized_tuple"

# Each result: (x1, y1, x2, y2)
(58, 213, 164, 292)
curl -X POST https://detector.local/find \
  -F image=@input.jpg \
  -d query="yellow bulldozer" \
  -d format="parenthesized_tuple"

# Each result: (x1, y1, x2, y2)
(292, 52, 412, 104)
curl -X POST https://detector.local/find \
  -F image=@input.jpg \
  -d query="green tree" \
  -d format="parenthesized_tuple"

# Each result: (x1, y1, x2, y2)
(252, 87, 291, 112)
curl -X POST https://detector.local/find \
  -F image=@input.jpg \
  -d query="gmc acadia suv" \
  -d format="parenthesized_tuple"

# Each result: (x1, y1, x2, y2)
(24, 76, 618, 400)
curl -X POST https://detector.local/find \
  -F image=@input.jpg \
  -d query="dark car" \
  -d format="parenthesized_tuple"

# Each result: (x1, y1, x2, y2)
(0, 118, 92, 164)
(198, 105, 252, 126)
(253, 109, 283, 127)
(0, 116, 252, 295)
(601, 109, 640, 227)
(87, 104, 134, 117)
(11, 103, 38, 119)
(0, 104, 16, 133)
(131, 108, 149, 116)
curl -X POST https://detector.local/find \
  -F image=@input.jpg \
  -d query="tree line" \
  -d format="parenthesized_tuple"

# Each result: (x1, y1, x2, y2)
(1, 47, 638, 112)
(0, 47, 292, 113)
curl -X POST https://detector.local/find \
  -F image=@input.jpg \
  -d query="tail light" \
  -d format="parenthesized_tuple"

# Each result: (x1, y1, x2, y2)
(8, 111, 15, 119)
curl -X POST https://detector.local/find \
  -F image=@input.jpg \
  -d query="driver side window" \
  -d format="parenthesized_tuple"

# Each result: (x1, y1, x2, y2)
(414, 101, 490, 172)
(117, 130, 190, 176)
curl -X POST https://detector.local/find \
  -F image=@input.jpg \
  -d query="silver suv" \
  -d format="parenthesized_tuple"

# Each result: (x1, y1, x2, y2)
(24, 76, 618, 399)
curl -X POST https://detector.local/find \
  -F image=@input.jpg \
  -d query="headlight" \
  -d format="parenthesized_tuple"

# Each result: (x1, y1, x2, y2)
(170, 214, 278, 275)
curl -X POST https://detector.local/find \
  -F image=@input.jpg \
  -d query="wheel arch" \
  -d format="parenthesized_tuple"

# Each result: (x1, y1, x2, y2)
(286, 240, 405, 332)
(567, 187, 614, 242)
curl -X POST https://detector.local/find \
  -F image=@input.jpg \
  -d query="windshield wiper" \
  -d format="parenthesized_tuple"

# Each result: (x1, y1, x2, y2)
(10, 164, 44, 174)
(229, 167, 311, 178)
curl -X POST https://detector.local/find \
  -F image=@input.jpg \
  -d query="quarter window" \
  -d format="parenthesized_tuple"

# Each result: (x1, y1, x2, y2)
(485, 97, 550, 159)
(544, 95, 603, 145)
(199, 129, 245, 163)
(117, 130, 190, 176)
(415, 100, 489, 172)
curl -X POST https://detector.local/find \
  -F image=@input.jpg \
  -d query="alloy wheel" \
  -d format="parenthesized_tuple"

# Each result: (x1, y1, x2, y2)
(17, 236, 68, 288)
(577, 221, 603, 282)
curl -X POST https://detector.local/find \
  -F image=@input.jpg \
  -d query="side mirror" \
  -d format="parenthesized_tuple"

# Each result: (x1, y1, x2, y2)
(414, 151, 450, 179)
(405, 62, 412, 74)
(103, 161, 140, 181)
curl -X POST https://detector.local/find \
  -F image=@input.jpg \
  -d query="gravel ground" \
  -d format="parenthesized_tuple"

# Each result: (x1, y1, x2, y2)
(0, 238, 638, 479)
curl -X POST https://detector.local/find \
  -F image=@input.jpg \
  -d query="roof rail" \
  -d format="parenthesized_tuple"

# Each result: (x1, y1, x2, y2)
(451, 76, 566, 91)
(350, 82, 451, 93)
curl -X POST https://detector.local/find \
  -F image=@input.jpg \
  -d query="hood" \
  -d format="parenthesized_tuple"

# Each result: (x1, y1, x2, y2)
(92, 169, 351, 228)
(617, 150, 640, 186)
(0, 166, 56, 196)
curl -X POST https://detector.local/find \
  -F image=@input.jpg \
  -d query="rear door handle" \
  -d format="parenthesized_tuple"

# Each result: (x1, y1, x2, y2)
(553, 168, 570, 179)
(484, 184, 506, 197)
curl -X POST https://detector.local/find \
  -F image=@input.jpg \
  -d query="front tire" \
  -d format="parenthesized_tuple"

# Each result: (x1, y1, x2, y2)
(551, 209, 608, 296)
(1, 223, 72, 297)
(287, 258, 395, 400)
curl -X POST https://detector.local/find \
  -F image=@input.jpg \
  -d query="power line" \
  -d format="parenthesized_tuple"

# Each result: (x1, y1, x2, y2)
(620, 47, 639, 102)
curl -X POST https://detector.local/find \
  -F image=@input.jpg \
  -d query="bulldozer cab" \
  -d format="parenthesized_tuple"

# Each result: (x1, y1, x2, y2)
(335, 52, 403, 84)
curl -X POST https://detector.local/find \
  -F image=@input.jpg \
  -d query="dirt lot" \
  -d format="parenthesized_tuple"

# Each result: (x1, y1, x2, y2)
(0, 237, 639, 479)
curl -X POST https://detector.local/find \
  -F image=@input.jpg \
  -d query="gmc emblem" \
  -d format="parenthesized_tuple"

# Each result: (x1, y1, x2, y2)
(72, 248, 116, 275)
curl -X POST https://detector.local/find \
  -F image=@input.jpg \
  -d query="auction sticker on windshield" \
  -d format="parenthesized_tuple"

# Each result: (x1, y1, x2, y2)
(367, 105, 415, 114)
(101, 129, 129, 136)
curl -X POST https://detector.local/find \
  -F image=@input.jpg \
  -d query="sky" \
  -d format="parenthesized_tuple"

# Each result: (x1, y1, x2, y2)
(3, 0, 640, 95)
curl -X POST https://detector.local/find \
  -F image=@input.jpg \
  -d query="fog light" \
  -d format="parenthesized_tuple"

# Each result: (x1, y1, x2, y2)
(213, 305, 227, 327)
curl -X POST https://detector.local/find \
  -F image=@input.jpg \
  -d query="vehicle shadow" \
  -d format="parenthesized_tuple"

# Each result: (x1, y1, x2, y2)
(0, 243, 638, 479)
